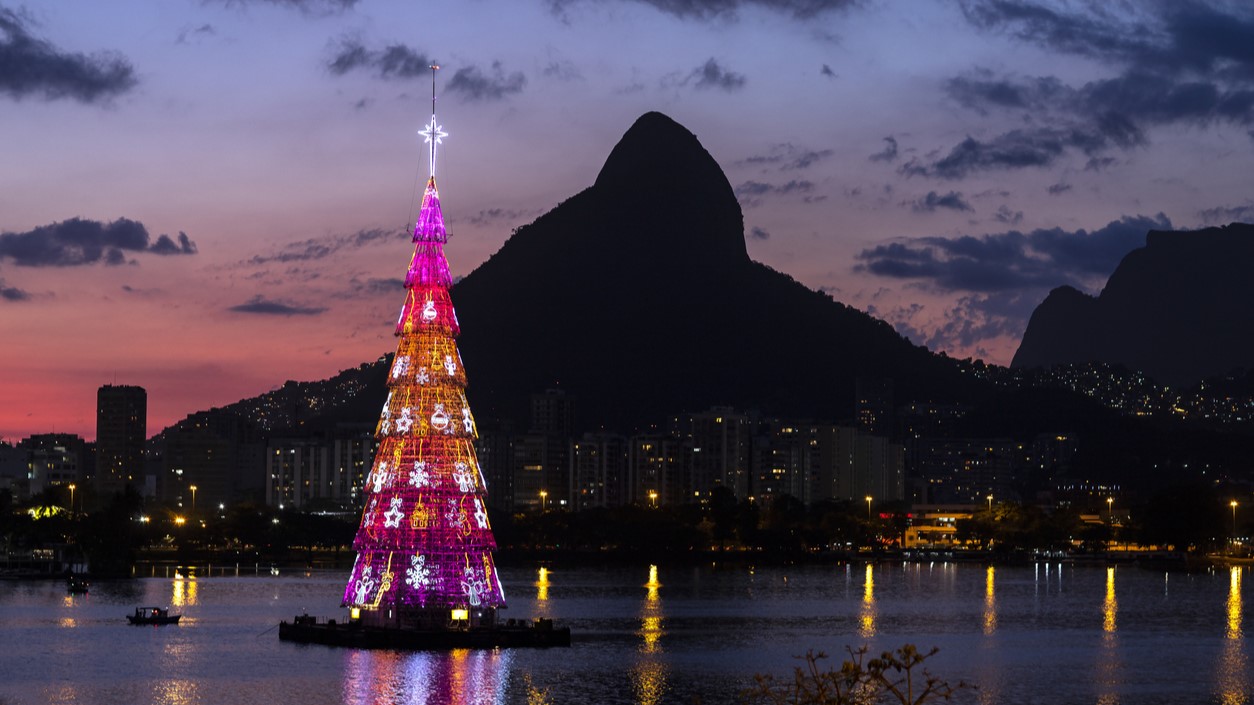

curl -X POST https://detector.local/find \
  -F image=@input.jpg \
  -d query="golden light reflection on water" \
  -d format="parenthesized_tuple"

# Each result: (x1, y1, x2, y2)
(1226, 567, 1243, 639)
(859, 563, 876, 638)
(171, 575, 198, 607)
(60, 594, 78, 628)
(632, 564, 668, 705)
(632, 660, 666, 705)
(151, 678, 200, 705)
(1103, 566, 1117, 634)
(536, 567, 550, 603)
(1096, 565, 1121, 705)
(983, 566, 996, 635)
(1217, 567, 1249, 705)
(640, 564, 663, 654)
(342, 645, 512, 705)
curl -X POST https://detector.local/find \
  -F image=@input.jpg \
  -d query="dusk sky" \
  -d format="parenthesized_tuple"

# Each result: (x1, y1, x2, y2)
(3, 0, 1253, 441)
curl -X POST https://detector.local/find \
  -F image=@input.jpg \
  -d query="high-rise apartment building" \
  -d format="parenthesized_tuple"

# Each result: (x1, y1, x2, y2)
(95, 384, 146, 496)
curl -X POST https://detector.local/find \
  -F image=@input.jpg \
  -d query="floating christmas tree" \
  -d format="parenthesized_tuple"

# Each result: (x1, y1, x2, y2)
(342, 67, 505, 628)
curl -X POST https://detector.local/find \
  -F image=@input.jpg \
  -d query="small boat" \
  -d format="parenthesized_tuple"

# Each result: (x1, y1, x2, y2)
(127, 607, 181, 625)
(67, 576, 89, 594)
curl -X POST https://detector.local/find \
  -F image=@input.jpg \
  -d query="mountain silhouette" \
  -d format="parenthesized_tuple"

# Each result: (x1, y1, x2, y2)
(1012, 222, 1254, 387)
(451, 112, 968, 430)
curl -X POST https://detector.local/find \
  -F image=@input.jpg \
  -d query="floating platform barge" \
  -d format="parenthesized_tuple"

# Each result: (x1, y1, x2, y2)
(278, 614, 570, 649)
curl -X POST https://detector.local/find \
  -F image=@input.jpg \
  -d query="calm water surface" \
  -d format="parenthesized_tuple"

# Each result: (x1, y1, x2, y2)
(0, 561, 1249, 704)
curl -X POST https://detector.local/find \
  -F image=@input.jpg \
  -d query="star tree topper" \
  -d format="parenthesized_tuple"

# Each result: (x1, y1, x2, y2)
(419, 114, 447, 177)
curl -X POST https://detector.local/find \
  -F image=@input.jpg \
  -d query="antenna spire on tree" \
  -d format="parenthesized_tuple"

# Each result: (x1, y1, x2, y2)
(418, 64, 447, 178)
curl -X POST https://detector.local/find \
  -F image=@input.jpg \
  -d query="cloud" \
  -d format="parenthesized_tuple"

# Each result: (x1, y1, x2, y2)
(675, 58, 745, 91)
(0, 278, 29, 301)
(0, 218, 198, 267)
(962, 1, 1254, 80)
(735, 179, 814, 206)
(327, 38, 434, 80)
(1198, 202, 1254, 226)
(1084, 156, 1116, 171)
(447, 61, 527, 101)
(325, 43, 525, 104)
(939, 2, 1254, 177)
(466, 207, 541, 227)
(923, 293, 1042, 352)
(868, 136, 898, 162)
(750, 226, 771, 240)
(900, 127, 1111, 179)
(919, 3, 1254, 180)
(820, 63, 836, 78)
(149, 232, 198, 255)
(947, 68, 1247, 135)
(855, 213, 1171, 293)
(246, 227, 396, 265)
(0, 6, 137, 103)
(348, 276, 404, 297)
(993, 205, 1024, 225)
(175, 23, 216, 44)
(227, 296, 327, 316)
(547, 0, 856, 21)
(1047, 182, 1071, 195)
(859, 213, 1176, 353)
(910, 190, 972, 213)
(542, 59, 583, 81)
(206, 0, 359, 15)
(739, 143, 833, 170)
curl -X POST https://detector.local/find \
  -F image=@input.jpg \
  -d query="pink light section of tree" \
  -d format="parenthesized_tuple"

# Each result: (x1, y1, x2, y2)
(342, 176, 505, 613)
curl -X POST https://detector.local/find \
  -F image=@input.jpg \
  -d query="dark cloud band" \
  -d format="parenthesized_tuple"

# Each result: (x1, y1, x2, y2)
(0, 278, 30, 301)
(688, 58, 745, 91)
(548, 0, 856, 20)
(327, 40, 526, 101)
(206, 0, 359, 15)
(247, 227, 395, 266)
(855, 214, 1172, 293)
(0, 6, 137, 103)
(919, 2, 1254, 179)
(910, 191, 972, 213)
(327, 38, 434, 80)
(227, 296, 327, 316)
(0, 217, 197, 267)
(447, 61, 526, 101)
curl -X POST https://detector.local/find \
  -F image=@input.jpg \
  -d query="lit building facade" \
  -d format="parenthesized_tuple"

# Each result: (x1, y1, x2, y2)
(95, 384, 146, 496)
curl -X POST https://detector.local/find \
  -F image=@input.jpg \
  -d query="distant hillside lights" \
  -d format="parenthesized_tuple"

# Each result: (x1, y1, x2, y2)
(553, 404, 909, 512)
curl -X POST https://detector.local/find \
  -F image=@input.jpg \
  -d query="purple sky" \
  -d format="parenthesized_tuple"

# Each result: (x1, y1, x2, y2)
(3, 0, 1253, 440)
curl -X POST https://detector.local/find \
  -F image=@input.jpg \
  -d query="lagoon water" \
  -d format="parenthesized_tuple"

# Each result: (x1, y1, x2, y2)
(0, 561, 1249, 704)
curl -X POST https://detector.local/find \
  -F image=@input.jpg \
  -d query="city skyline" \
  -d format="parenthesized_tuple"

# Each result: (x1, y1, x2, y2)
(3, 0, 1254, 440)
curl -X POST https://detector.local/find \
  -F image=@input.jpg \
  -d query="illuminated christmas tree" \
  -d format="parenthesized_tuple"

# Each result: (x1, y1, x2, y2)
(342, 72, 505, 628)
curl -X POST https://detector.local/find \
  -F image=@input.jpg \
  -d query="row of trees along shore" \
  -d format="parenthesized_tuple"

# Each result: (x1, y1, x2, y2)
(2, 482, 1244, 576)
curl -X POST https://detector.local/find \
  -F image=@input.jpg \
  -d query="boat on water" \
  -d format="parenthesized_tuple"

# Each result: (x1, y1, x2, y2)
(67, 576, 89, 594)
(278, 613, 571, 649)
(127, 607, 181, 625)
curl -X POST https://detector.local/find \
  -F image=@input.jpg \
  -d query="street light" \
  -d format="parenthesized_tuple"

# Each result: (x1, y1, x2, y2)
(68, 483, 76, 516)
(648, 490, 658, 509)
(865, 496, 873, 520)
(986, 494, 993, 513)
(190, 485, 198, 512)
(1107, 497, 1113, 521)
(539, 490, 548, 512)
(1232, 500, 1239, 539)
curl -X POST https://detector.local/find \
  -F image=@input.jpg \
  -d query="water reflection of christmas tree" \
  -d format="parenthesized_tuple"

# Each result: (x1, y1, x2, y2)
(341, 71, 505, 628)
